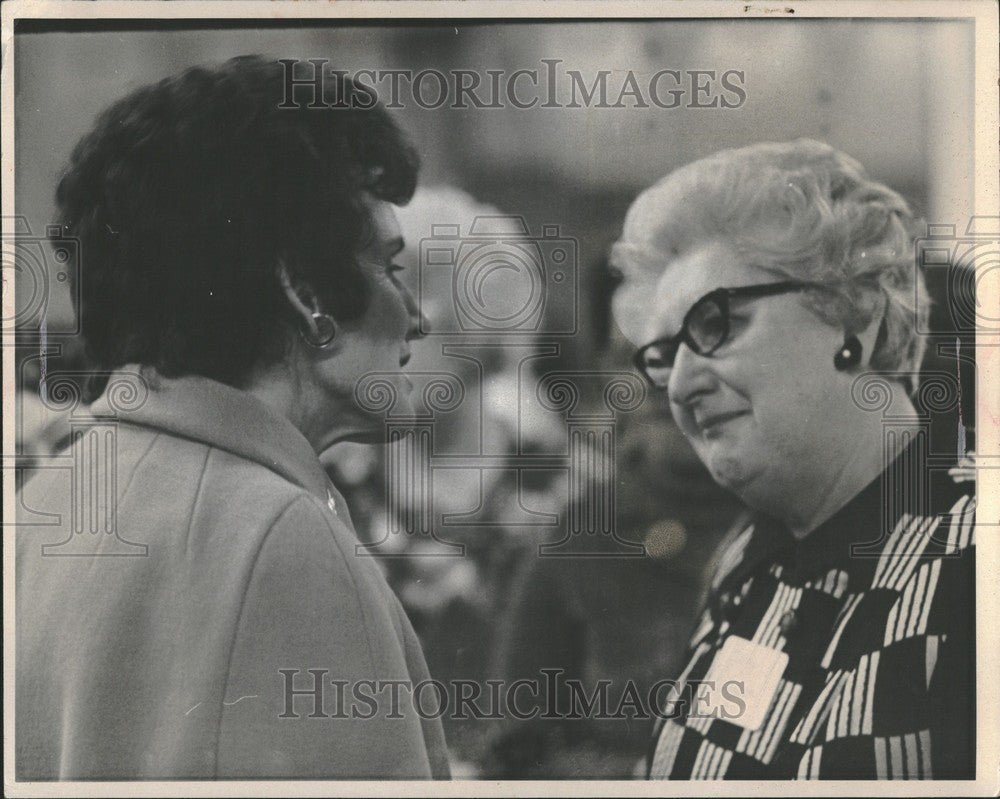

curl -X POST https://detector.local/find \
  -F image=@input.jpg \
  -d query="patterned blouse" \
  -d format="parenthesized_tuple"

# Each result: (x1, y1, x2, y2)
(647, 441, 976, 779)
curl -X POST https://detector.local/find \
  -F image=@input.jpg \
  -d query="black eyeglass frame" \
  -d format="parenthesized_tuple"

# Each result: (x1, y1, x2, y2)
(632, 281, 819, 387)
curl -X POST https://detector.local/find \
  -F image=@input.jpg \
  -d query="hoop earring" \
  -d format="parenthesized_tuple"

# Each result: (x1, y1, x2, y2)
(301, 312, 337, 348)
(833, 334, 862, 371)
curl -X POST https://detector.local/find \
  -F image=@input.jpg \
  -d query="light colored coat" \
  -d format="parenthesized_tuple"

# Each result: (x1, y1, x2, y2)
(16, 368, 450, 780)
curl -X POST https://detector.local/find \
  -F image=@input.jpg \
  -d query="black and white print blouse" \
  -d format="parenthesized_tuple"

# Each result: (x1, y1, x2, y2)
(648, 440, 976, 779)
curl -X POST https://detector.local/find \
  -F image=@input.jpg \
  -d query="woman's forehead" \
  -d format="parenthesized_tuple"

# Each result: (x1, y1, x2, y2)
(611, 239, 772, 344)
(614, 182, 721, 282)
(614, 237, 761, 290)
(619, 178, 699, 250)
(357, 195, 404, 257)
(650, 245, 747, 316)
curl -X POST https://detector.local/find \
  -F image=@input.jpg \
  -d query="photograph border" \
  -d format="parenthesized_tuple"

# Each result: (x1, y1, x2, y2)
(3, 1, 997, 796)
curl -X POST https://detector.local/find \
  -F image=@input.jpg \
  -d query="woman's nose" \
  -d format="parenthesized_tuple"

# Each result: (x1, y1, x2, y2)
(400, 283, 429, 339)
(667, 342, 715, 408)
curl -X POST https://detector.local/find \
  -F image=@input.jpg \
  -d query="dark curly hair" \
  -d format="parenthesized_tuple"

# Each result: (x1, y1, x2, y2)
(56, 54, 419, 396)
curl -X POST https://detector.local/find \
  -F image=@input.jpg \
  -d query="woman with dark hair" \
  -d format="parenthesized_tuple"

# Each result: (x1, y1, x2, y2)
(611, 140, 975, 779)
(16, 56, 449, 780)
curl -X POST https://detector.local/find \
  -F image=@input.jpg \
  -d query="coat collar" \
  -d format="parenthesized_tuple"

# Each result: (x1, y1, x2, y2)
(90, 365, 339, 507)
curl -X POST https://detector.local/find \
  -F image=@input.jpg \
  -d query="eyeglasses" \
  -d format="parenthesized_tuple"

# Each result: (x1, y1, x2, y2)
(633, 281, 816, 389)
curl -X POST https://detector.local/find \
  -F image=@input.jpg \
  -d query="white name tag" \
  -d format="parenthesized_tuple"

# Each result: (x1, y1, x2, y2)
(701, 636, 788, 731)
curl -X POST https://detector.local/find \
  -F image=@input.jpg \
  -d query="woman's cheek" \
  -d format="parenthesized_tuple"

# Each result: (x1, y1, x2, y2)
(369, 293, 405, 342)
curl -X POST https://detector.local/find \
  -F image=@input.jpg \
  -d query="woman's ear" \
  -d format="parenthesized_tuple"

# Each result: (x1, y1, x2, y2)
(278, 262, 341, 349)
(278, 262, 321, 340)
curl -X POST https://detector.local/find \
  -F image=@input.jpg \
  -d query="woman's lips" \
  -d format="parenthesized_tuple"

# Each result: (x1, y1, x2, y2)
(697, 409, 748, 433)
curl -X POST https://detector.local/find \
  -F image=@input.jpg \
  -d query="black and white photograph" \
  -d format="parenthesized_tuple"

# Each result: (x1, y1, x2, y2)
(3, 1, 998, 794)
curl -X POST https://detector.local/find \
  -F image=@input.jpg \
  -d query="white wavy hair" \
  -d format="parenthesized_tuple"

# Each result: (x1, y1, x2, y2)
(614, 139, 930, 389)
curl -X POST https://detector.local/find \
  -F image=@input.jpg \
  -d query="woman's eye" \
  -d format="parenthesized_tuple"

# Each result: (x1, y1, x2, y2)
(720, 314, 748, 341)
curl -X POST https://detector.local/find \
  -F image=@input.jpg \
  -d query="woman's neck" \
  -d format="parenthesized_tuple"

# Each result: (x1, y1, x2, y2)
(242, 360, 327, 452)
(242, 355, 375, 454)
(782, 388, 923, 540)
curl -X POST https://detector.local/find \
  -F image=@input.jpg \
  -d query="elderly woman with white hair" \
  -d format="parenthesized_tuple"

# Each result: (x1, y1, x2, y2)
(611, 140, 975, 780)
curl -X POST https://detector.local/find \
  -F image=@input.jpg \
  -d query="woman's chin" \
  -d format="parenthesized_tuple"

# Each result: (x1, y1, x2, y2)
(703, 449, 754, 494)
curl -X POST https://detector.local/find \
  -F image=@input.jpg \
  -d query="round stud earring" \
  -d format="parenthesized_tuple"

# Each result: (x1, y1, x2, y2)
(833, 334, 862, 371)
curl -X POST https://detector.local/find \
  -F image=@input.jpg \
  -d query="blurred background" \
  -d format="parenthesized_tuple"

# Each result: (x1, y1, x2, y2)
(12, 18, 976, 778)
